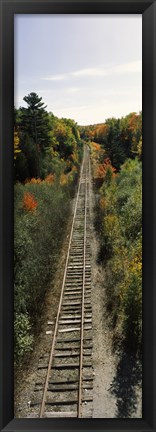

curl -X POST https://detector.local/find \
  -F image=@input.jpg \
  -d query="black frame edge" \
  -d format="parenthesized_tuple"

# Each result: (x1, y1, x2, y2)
(0, 1, 156, 431)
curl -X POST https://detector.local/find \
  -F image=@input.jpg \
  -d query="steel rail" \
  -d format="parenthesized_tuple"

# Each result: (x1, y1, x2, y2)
(88, 149, 91, 220)
(77, 160, 88, 418)
(39, 149, 86, 418)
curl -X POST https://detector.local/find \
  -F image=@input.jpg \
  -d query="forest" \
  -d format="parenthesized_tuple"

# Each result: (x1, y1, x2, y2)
(14, 92, 142, 366)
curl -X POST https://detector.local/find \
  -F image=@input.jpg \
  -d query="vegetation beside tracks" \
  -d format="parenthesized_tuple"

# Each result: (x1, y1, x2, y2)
(83, 112, 142, 355)
(14, 92, 83, 365)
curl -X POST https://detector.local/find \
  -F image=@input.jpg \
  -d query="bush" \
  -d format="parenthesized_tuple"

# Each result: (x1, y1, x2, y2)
(14, 313, 34, 363)
(96, 157, 142, 353)
(14, 179, 73, 364)
(120, 238, 142, 351)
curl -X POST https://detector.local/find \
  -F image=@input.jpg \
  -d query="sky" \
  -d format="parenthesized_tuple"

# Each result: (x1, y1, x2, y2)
(14, 15, 142, 125)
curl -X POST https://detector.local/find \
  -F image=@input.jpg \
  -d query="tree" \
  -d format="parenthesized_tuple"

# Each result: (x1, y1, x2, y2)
(127, 112, 142, 156)
(51, 119, 77, 161)
(93, 124, 108, 145)
(104, 118, 127, 169)
(19, 92, 51, 177)
(118, 112, 142, 160)
(14, 129, 21, 160)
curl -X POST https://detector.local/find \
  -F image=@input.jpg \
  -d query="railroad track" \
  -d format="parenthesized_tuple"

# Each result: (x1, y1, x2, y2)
(28, 145, 93, 418)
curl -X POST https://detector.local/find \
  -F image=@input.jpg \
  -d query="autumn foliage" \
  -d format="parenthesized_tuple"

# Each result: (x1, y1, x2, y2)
(45, 174, 55, 184)
(22, 192, 38, 212)
(15, 178, 73, 364)
(95, 158, 116, 179)
(92, 135, 142, 353)
(14, 129, 21, 160)
(14, 97, 82, 365)
(80, 112, 142, 169)
(90, 144, 116, 187)
(25, 177, 42, 185)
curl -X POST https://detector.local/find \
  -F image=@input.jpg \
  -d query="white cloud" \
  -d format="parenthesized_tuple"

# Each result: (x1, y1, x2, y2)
(109, 60, 142, 75)
(66, 87, 79, 93)
(72, 67, 105, 77)
(73, 60, 142, 78)
(41, 60, 142, 83)
(42, 74, 66, 81)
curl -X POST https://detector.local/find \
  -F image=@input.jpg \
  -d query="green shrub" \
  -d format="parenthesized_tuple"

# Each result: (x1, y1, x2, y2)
(14, 313, 34, 363)
(14, 180, 73, 364)
(97, 157, 142, 353)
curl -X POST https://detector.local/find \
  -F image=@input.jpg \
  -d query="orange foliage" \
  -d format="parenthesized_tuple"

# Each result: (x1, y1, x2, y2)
(94, 123, 108, 141)
(88, 129, 95, 140)
(45, 174, 55, 185)
(91, 142, 101, 152)
(86, 123, 108, 142)
(96, 164, 106, 178)
(25, 178, 42, 185)
(25, 175, 55, 185)
(22, 192, 38, 212)
(95, 158, 116, 179)
(127, 113, 141, 132)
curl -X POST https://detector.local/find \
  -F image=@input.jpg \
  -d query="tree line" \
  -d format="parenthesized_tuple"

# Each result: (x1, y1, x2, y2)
(84, 112, 142, 355)
(14, 92, 82, 182)
(79, 111, 142, 169)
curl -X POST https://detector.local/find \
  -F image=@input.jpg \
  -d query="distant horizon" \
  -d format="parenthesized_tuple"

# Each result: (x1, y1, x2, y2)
(15, 93, 141, 127)
(14, 14, 142, 125)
